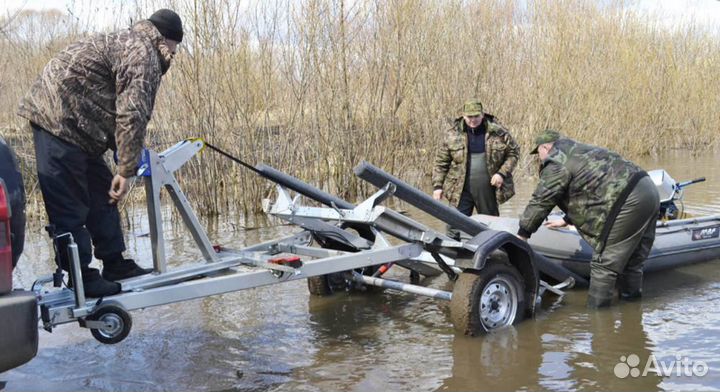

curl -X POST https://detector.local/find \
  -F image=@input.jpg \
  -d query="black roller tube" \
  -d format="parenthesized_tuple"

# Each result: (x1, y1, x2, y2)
(353, 161, 488, 234)
(255, 164, 354, 210)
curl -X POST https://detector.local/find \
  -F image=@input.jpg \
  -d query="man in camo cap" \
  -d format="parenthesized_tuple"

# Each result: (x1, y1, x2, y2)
(17, 9, 183, 297)
(432, 99, 520, 239)
(517, 129, 659, 307)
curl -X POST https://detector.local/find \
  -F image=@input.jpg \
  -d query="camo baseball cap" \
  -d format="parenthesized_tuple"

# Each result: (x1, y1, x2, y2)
(531, 129, 562, 154)
(462, 99, 484, 117)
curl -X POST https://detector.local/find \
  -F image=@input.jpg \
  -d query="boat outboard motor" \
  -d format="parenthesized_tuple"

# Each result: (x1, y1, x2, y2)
(649, 169, 705, 221)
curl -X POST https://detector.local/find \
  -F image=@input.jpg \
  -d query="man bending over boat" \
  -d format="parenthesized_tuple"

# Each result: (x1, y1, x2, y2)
(432, 99, 520, 239)
(517, 130, 660, 308)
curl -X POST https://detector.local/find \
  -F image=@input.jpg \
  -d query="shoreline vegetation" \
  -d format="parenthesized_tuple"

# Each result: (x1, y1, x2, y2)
(1, 0, 718, 222)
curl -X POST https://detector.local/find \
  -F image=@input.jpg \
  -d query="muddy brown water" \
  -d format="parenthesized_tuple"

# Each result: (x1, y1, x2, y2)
(3, 150, 720, 392)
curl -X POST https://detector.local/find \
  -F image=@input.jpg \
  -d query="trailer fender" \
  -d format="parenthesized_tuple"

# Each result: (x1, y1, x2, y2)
(462, 230, 539, 317)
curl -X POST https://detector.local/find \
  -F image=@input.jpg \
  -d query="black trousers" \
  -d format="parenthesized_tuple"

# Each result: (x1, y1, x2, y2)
(32, 124, 125, 271)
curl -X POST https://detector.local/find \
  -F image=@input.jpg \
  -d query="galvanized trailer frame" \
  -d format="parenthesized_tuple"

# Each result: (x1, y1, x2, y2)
(32, 140, 562, 343)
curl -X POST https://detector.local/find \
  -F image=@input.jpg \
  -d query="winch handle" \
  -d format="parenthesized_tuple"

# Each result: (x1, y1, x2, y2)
(677, 177, 706, 189)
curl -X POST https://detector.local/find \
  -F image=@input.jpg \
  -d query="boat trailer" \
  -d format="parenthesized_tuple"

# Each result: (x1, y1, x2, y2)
(32, 140, 573, 343)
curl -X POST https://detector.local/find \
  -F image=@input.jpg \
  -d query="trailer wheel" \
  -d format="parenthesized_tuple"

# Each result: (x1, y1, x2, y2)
(307, 276, 332, 296)
(88, 305, 132, 344)
(450, 262, 526, 336)
(307, 266, 383, 296)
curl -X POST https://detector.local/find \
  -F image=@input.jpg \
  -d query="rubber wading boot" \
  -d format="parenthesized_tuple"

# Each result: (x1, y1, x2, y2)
(588, 274, 616, 309)
(619, 290, 642, 301)
(618, 274, 643, 301)
(69, 268, 121, 297)
(102, 258, 153, 282)
(587, 294, 614, 309)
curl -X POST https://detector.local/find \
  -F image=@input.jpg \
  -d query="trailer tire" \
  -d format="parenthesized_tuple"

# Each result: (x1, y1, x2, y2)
(307, 267, 383, 296)
(88, 305, 132, 344)
(307, 276, 332, 296)
(450, 261, 526, 336)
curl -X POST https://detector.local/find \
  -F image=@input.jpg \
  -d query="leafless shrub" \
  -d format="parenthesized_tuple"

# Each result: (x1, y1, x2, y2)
(2, 0, 719, 220)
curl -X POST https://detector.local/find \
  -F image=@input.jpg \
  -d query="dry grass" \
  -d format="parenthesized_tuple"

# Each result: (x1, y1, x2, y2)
(1, 0, 719, 221)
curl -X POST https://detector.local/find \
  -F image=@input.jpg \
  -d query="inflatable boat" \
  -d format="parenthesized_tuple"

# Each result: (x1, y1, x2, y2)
(475, 170, 720, 284)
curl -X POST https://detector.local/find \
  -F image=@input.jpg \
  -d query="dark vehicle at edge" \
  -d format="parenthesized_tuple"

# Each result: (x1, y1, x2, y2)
(0, 136, 38, 373)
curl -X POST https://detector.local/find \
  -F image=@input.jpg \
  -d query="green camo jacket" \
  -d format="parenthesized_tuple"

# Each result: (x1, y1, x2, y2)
(518, 138, 648, 252)
(17, 21, 173, 178)
(431, 116, 519, 206)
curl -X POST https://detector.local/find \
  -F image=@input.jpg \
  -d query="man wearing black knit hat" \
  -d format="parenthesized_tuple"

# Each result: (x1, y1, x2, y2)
(17, 9, 184, 297)
(149, 8, 184, 43)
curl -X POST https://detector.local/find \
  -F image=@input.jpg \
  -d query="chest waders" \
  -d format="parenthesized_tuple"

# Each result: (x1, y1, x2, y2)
(448, 153, 499, 240)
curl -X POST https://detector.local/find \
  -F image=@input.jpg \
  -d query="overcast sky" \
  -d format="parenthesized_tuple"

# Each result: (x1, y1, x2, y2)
(2, 0, 720, 32)
(632, 0, 720, 31)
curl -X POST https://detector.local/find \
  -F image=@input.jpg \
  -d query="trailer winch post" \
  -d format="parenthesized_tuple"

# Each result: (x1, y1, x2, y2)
(141, 140, 220, 273)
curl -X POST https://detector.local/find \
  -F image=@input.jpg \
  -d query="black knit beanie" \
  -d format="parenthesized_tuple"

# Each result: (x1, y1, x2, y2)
(148, 9, 183, 42)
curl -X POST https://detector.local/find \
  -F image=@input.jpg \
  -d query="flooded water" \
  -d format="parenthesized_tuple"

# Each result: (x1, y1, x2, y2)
(3, 150, 720, 392)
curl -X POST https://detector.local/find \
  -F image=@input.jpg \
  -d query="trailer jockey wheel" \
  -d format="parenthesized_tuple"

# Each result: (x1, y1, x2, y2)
(450, 261, 526, 336)
(88, 305, 132, 344)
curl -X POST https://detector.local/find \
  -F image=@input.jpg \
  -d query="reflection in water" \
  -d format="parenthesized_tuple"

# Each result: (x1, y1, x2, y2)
(292, 290, 453, 392)
(2, 305, 249, 392)
(3, 150, 720, 391)
(568, 303, 662, 392)
(440, 301, 662, 392)
(442, 326, 541, 391)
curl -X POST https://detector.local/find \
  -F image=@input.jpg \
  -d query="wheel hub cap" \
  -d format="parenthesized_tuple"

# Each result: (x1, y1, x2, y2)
(479, 276, 518, 329)
(98, 314, 124, 338)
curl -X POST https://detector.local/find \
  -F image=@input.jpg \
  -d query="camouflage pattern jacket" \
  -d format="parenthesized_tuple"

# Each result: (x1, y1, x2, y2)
(18, 20, 173, 178)
(432, 116, 520, 206)
(518, 138, 648, 252)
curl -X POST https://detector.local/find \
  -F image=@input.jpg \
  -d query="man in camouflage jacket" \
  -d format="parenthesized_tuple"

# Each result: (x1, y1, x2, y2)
(432, 99, 519, 238)
(17, 9, 183, 297)
(517, 130, 660, 307)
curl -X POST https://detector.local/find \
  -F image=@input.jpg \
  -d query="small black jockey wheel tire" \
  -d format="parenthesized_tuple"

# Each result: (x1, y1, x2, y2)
(88, 305, 132, 344)
(450, 261, 526, 336)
